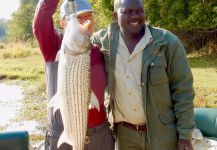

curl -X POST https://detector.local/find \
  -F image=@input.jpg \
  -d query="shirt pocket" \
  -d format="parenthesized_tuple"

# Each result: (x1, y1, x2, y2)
(149, 57, 168, 85)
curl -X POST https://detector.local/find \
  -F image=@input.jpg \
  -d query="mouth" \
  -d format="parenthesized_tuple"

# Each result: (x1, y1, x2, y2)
(129, 21, 140, 27)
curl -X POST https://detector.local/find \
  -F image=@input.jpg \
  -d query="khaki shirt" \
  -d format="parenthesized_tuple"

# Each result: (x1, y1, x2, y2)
(114, 25, 152, 124)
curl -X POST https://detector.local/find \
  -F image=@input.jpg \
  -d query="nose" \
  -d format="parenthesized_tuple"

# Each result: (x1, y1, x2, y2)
(129, 13, 142, 20)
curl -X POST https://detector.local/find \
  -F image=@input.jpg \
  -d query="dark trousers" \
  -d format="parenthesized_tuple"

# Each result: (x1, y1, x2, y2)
(115, 123, 149, 150)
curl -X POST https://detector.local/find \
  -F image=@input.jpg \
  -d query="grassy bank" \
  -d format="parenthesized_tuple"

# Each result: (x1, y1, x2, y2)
(188, 51, 217, 108)
(0, 43, 44, 80)
(2, 79, 47, 144)
(0, 42, 216, 143)
(0, 43, 46, 143)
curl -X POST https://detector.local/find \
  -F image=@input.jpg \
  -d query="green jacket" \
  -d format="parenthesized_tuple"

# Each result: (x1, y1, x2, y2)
(92, 22, 195, 150)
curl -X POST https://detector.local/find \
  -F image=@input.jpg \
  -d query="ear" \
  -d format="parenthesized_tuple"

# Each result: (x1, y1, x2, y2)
(112, 12, 118, 21)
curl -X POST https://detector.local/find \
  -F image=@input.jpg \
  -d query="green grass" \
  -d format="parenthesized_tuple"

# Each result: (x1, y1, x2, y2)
(0, 43, 44, 80)
(0, 56, 44, 80)
(30, 134, 45, 145)
(188, 52, 217, 108)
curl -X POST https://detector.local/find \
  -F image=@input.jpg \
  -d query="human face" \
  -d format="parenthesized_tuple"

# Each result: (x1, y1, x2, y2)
(114, 0, 145, 36)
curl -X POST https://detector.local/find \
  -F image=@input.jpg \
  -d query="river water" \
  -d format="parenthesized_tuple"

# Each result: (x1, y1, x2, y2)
(0, 83, 43, 135)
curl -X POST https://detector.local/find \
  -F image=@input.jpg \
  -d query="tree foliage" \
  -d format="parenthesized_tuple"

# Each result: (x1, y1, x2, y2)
(5, 0, 217, 46)
(90, 0, 114, 29)
(7, 1, 37, 42)
(145, 0, 217, 31)
(53, 0, 64, 30)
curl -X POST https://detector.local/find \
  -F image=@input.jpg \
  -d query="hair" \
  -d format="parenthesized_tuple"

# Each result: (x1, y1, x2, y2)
(113, 0, 144, 12)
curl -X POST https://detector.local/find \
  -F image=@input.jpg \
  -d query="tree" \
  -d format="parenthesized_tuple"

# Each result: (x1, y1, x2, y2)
(91, 0, 114, 29)
(7, 1, 36, 42)
(144, 0, 217, 50)
(145, 0, 217, 31)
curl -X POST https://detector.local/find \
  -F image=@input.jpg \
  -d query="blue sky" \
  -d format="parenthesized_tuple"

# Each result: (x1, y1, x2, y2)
(0, 0, 20, 19)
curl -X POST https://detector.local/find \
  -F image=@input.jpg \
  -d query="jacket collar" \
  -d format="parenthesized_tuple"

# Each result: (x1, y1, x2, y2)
(148, 25, 166, 44)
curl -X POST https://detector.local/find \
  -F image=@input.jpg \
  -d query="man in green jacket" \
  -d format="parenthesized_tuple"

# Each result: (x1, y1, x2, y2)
(92, 0, 195, 149)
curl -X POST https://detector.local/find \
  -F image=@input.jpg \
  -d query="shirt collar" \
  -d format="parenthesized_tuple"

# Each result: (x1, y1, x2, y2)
(118, 25, 153, 57)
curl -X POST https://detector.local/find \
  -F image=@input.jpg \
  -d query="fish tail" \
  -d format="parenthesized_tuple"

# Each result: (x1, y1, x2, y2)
(89, 91, 100, 111)
(47, 93, 62, 116)
(57, 131, 73, 148)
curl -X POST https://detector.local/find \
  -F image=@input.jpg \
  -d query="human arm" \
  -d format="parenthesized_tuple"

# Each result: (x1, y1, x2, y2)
(165, 34, 195, 145)
(32, 0, 62, 62)
(91, 28, 109, 48)
(91, 31, 101, 46)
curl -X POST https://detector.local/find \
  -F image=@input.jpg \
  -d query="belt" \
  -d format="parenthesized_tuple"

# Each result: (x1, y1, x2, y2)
(87, 121, 109, 136)
(118, 122, 147, 132)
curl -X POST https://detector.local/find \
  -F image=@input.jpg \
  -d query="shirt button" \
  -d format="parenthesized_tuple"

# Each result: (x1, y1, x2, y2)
(127, 75, 130, 79)
(141, 83, 145, 86)
(151, 62, 154, 66)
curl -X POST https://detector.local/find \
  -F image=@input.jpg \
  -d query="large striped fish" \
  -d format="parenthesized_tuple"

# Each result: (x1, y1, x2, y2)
(49, 14, 99, 150)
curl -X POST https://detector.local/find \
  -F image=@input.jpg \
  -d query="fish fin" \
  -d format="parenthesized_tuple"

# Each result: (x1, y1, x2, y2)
(89, 91, 100, 112)
(47, 93, 62, 115)
(57, 131, 72, 148)
(55, 50, 60, 62)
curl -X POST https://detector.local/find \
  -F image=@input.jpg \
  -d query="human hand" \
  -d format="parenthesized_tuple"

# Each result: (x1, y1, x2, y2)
(79, 19, 93, 36)
(63, 15, 90, 52)
(178, 139, 193, 150)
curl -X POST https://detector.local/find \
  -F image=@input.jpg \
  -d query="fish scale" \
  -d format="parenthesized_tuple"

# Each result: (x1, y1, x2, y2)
(65, 52, 90, 150)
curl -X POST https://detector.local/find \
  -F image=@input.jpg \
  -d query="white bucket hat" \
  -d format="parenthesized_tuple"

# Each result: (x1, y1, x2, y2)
(60, 0, 93, 19)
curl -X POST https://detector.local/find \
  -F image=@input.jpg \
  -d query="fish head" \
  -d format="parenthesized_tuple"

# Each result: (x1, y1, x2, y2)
(63, 15, 90, 54)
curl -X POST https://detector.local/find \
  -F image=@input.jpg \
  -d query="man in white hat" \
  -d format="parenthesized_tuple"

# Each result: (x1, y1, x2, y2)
(32, 0, 114, 150)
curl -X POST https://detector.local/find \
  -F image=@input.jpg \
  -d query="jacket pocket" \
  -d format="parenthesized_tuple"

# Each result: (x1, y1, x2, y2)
(159, 110, 175, 124)
(149, 57, 168, 85)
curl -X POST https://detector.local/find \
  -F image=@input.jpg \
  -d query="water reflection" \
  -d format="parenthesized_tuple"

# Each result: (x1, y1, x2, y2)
(0, 83, 44, 136)
(0, 83, 23, 126)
